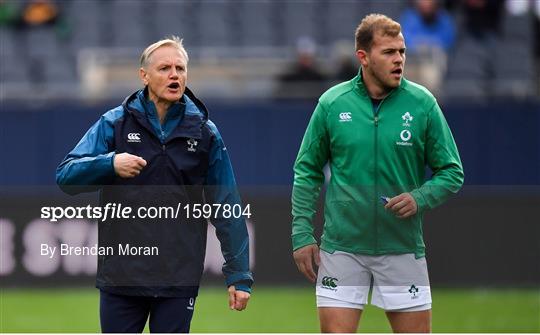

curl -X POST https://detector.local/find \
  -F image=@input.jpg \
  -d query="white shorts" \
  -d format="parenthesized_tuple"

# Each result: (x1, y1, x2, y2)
(316, 251, 432, 311)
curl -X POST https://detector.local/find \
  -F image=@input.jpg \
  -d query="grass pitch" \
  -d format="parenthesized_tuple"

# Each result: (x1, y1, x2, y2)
(1, 287, 538, 332)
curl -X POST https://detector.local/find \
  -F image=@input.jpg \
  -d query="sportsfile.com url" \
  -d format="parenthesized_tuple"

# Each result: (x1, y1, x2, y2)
(41, 203, 252, 222)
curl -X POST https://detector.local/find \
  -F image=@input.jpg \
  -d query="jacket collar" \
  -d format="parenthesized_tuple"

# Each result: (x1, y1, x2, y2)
(140, 88, 185, 122)
(121, 87, 209, 140)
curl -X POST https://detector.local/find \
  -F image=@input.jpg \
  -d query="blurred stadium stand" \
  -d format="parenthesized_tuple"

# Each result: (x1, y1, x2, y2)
(0, 0, 538, 101)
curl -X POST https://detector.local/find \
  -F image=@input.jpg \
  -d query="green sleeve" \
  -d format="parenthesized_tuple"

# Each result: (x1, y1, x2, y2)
(410, 102, 464, 212)
(291, 102, 330, 251)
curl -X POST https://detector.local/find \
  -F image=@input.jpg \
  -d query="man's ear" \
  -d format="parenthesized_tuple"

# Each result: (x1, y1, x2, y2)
(356, 49, 369, 67)
(139, 67, 148, 86)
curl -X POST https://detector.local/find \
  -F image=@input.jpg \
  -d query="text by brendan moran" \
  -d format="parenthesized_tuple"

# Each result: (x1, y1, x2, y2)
(40, 243, 159, 258)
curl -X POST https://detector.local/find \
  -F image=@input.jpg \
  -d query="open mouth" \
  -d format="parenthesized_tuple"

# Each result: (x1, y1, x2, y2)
(391, 68, 403, 76)
(168, 82, 180, 89)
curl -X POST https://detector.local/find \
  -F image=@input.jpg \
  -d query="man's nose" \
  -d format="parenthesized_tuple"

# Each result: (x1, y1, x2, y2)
(170, 68, 179, 78)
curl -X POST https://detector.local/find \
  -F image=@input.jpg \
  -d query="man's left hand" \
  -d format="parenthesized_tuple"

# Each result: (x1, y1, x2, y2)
(228, 285, 250, 311)
(385, 192, 417, 219)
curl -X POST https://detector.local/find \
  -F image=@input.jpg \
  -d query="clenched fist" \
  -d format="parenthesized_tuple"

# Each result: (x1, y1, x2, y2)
(228, 285, 250, 311)
(113, 153, 147, 178)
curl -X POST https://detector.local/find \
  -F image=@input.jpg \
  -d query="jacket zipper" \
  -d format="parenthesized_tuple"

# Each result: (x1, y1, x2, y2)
(373, 97, 386, 254)
(372, 86, 400, 253)
(161, 130, 166, 151)
(373, 110, 379, 253)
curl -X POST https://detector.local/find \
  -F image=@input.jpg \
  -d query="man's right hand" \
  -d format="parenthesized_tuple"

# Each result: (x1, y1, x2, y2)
(293, 244, 320, 282)
(113, 153, 147, 178)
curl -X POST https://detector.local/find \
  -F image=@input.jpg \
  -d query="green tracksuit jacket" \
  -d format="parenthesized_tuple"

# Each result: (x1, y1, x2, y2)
(292, 72, 464, 258)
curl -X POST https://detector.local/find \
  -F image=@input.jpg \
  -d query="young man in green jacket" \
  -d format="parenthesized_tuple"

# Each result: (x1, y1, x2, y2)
(291, 14, 464, 333)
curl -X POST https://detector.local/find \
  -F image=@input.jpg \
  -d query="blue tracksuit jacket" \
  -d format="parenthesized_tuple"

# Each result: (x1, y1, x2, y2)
(56, 87, 253, 297)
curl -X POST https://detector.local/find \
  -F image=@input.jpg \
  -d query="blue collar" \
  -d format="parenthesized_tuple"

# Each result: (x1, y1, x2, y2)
(140, 90, 186, 123)
(138, 90, 187, 142)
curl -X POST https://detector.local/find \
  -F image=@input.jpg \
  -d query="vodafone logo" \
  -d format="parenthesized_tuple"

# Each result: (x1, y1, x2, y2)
(397, 129, 413, 147)
(400, 130, 411, 142)
(127, 133, 141, 143)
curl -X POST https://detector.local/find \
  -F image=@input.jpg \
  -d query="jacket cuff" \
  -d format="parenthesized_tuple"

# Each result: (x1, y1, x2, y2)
(292, 233, 317, 251)
(108, 152, 116, 176)
(225, 272, 253, 288)
(231, 280, 252, 294)
(410, 189, 428, 213)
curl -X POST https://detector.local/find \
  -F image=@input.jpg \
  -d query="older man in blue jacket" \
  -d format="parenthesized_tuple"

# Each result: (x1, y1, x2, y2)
(56, 36, 252, 333)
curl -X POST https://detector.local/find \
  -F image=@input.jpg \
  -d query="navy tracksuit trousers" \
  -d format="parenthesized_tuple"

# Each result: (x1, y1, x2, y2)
(100, 290, 196, 333)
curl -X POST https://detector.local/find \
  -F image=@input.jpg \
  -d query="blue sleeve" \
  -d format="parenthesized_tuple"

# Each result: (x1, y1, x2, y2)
(56, 108, 122, 195)
(400, 10, 418, 51)
(440, 12, 456, 51)
(204, 120, 253, 293)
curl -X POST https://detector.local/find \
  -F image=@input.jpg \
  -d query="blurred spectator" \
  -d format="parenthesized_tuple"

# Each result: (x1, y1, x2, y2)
(532, 0, 540, 94)
(534, 1, 540, 96)
(504, 0, 539, 96)
(20, 0, 58, 27)
(461, 0, 503, 40)
(400, 0, 454, 96)
(442, 0, 506, 99)
(505, 0, 530, 15)
(279, 37, 326, 82)
(400, 0, 456, 53)
(0, 0, 19, 27)
(17, 0, 70, 37)
(334, 56, 357, 82)
(275, 36, 328, 98)
(331, 41, 358, 82)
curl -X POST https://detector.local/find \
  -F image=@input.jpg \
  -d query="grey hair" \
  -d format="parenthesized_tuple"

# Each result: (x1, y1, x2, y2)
(140, 36, 189, 68)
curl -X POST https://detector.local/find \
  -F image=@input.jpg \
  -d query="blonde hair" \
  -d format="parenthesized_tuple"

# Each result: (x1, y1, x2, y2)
(355, 14, 401, 51)
(140, 36, 189, 68)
